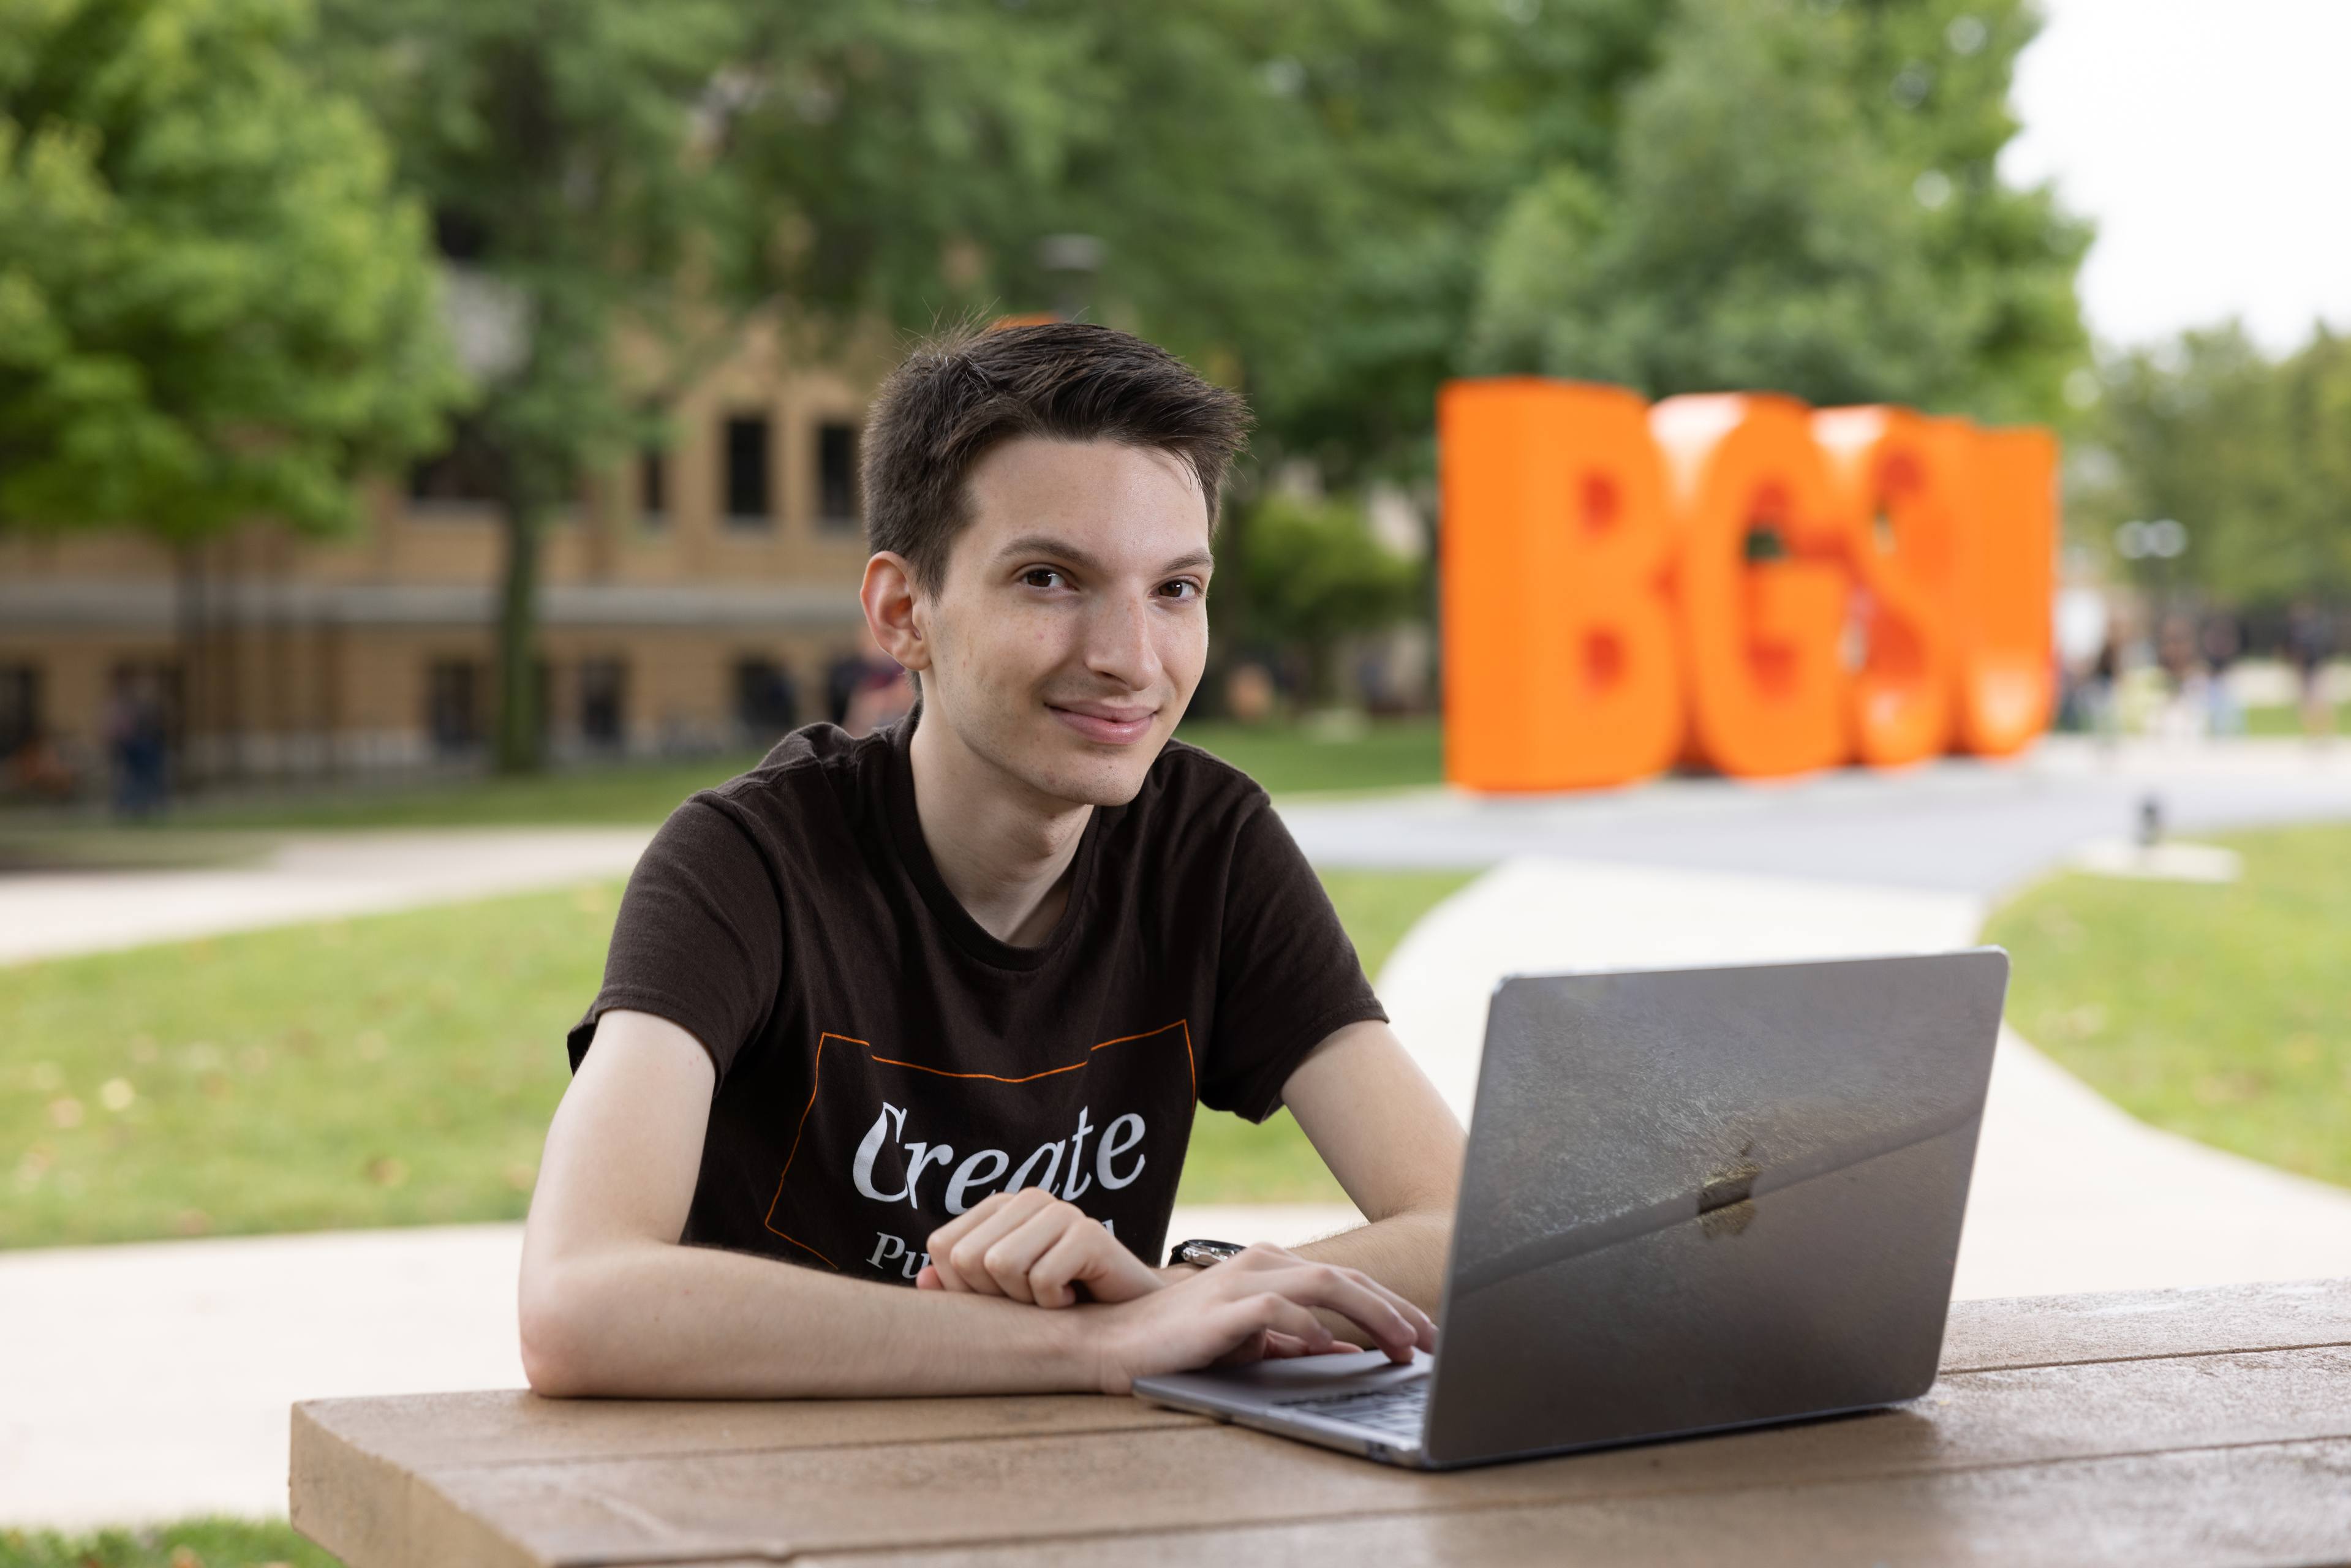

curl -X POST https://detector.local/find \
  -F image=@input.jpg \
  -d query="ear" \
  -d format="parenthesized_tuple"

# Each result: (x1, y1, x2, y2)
(860, 551, 932, 674)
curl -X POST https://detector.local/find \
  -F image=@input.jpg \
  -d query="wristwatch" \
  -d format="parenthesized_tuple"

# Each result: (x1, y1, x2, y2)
(1166, 1237, 1246, 1269)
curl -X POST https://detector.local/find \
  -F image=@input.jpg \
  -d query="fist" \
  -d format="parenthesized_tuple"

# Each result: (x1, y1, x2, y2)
(916, 1188, 1163, 1308)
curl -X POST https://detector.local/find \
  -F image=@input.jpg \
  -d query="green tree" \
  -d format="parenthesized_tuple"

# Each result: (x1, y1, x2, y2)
(316, 0, 762, 772)
(2078, 324, 2351, 607)
(712, 1, 1351, 431)
(1469, 0, 2089, 423)
(725, 0, 1673, 480)
(1220, 0, 1667, 481)
(1236, 491, 1419, 701)
(309, 0, 2097, 761)
(320, 0, 1312, 771)
(0, 0, 456, 545)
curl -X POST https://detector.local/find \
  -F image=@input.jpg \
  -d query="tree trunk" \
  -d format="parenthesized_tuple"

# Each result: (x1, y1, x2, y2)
(173, 541, 205, 792)
(494, 499, 545, 774)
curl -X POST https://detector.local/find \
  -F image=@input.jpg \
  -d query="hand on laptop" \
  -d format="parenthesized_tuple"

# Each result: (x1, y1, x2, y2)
(916, 1188, 1164, 1306)
(1080, 1243, 1436, 1395)
(911, 1189, 1435, 1393)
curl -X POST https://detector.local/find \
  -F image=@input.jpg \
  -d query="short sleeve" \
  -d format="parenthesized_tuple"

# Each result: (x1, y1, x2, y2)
(566, 797, 782, 1084)
(1201, 800, 1389, 1121)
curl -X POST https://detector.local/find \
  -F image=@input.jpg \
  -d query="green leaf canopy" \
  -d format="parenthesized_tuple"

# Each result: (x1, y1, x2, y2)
(0, 0, 460, 541)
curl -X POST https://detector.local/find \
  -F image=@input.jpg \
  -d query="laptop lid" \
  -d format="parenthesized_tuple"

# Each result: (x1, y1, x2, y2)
(1421, 948, 2007, 1467)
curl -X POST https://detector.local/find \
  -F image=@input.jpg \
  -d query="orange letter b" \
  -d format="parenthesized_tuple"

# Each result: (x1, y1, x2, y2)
(1439, 379, 1681, 791)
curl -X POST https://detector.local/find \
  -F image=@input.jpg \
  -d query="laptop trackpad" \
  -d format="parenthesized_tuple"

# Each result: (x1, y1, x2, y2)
(1134, 1348, 1432, 1412)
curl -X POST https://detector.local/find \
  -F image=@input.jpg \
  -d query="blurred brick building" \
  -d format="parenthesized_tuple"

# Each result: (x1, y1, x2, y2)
(0, 319, 885, 794)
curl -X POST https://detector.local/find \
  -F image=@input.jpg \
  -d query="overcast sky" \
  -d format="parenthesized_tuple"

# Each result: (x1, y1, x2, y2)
(1999, 0, 2351, 352)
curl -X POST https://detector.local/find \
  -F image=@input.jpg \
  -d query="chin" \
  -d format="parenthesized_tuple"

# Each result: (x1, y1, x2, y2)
(1024, 730, 1166, 809)
(1044, 753, 1158, 810)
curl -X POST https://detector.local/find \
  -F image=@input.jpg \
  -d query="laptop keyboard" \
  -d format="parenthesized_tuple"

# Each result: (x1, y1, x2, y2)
(1278, 1380, 1428, 1442)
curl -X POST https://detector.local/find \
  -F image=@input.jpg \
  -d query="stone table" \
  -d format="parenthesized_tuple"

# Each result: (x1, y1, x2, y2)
(292, 1278, 2351, 1567)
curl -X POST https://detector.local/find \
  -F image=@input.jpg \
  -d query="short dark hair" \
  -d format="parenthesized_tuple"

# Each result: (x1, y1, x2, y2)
(860, 321, 1251, 589)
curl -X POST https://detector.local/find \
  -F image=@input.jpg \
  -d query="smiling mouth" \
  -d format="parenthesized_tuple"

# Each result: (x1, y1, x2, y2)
(1046, 703, 1158, 744)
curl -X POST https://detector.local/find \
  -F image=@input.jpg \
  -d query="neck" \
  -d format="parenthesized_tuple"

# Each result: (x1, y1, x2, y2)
(907, 708, 1093, 947)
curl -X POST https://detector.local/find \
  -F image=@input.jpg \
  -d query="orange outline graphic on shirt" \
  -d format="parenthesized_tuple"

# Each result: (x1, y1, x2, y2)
(761, 1019, 1194, 1270)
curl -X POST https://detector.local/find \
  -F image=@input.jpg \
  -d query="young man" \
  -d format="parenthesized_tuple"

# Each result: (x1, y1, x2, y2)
(519, 323, 1463, 1400)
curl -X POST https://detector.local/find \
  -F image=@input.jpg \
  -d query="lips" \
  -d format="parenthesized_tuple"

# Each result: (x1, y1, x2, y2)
(1047, 702, 1158, 745)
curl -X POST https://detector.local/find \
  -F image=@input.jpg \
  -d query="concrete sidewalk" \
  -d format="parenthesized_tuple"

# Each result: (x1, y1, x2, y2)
(1284, 733, 2351, 889)
(1376, 856, 2351, 1303)
(3, 734, 2342, 967)
(0, 827, 653, 967)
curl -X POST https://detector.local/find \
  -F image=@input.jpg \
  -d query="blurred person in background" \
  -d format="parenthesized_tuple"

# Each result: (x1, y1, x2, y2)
(2287, 601, 2335, 741)
(823, 648, 867, 728)
(829, 624, 916, 739)
(840, 657, 916, 739)
(2086, 636, 2122, 744)
(2156, 614, 2207, 742)
(2200, 611, 2243, 737)
(1223, 660, 1278, 724)
(105, 673, 170, 818)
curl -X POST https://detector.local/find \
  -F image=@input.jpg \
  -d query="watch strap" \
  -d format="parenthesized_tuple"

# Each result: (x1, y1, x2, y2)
(1166, 1237, 1247, 1268)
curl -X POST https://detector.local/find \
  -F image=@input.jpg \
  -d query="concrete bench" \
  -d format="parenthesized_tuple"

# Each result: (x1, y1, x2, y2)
(292, 1277, 2351, 1566)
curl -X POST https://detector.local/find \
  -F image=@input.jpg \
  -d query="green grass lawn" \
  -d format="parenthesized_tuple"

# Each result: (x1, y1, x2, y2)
(1177, 865, 1477, 1204)
(2239, 702, 2343, 737)
(1983, 820, 2351, 1188)
(5, 717, 1445, 842)
(1, 1518, 337, 1568)
(0, 865, 1475, 1247)
(1176, 717, 1443, 797)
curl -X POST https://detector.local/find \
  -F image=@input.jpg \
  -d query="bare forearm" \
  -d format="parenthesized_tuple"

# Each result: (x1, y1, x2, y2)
(1291, 1207, 1452, 1317)
(522, 1240, 1092, 1398)
(1275, 1022, 1464, 1325)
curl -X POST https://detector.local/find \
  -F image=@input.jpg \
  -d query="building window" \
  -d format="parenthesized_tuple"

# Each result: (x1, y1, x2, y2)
(427, 660, 482, 755)
(733, 657, 800, 744)
(579, 658, 627, 750)
(817, 421, 859, 529)
(0, 664, 39, 757)
(638, 448, 666, 526)
(408, 422, 504, 510)
(724, 415, 771, 527)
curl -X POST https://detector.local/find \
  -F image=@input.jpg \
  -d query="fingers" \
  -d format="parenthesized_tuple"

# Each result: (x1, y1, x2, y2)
(1028, 1226, 1100, 1310)
(1225, 1247, 1434, 1363)
(927, 1188, 1058, 1297)
(1228, 1291, 1339, 1355)
(1259, 1331, 1364, 1359)
(926, 1188, 1151, 1308)
(979, 1209, 1074, 1305)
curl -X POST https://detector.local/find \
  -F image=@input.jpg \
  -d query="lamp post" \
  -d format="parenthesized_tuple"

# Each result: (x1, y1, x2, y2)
(2116, 517, 2191, 615)
(1036, 233, 1104, 322)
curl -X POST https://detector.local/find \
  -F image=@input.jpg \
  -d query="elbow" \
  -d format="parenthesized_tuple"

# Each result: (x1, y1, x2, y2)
(518, 1267, 603, 1399)
(519, 1321, 587, 1400)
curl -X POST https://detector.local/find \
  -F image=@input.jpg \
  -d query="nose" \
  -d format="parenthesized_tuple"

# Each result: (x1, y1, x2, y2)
(1083, 585, 1161, 692)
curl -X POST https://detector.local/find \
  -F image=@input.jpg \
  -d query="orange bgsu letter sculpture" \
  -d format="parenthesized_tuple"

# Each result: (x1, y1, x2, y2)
(1439, 378, 2058, 793)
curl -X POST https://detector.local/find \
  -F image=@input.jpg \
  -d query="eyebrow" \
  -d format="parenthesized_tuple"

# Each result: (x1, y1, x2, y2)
(994, 533, 1213, 576)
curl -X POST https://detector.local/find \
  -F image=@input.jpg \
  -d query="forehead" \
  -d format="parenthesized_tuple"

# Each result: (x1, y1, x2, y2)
(959, 437, 1210, 557)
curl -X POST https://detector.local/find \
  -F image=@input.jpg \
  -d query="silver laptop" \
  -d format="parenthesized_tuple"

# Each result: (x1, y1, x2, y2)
(1134, 948, 2008, 1468)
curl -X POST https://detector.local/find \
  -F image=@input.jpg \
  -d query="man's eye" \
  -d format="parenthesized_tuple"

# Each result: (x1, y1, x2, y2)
(1158, 579, 1202, 600)
(1021, 568, 1065, 589)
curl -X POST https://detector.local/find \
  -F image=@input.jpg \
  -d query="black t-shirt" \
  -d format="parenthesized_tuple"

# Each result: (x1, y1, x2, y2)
(568, 715, 1384, 1283)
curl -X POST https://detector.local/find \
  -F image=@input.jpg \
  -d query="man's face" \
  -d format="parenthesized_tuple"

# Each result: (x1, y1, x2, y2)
(913, 436, 1212, 808)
